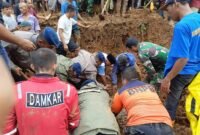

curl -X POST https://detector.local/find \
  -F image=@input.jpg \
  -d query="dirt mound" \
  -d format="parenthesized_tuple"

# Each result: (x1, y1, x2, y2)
(39, 9, 191, 135)
(80, 9, 172, 53)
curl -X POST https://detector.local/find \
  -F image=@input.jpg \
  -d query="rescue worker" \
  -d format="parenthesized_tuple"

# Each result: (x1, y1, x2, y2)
(111, 66, 174, 135)
(68, 41, 97, 81)
(68, 62, 86, 89)
(93, 51, 110, 87)
(6, 27, 73, 81)
(185, 72, 200, 135)
(68, 62, 120, 135)
(126, 37, 169, 85)
(3, 48, 80, 135)
(111, 52, 135, 90)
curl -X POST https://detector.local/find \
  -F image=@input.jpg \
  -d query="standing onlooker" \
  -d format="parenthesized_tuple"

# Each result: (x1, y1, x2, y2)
(161, 0, 200, 122)
(17, 2, 40, 33)
(2, 2, 18, 31)
(115, 0, 129, 16)
(57, 5, 89, 52)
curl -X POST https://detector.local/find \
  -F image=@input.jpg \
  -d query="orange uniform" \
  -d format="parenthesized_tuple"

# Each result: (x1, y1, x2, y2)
(111, 80, 172, 127)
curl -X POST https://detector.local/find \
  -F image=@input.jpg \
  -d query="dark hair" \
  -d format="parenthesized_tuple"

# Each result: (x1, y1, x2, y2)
(37, 31, 46, 42)
(122, 66, 139, 81)
(118, 54, 128, 67)
(107, 54, 116, 64)
(31, 48, 57, 72)
(2, 2, 11, 9)
(66, 4, 76, 13)
(126, 37, 138, 49)
(68, 40, 79, 52)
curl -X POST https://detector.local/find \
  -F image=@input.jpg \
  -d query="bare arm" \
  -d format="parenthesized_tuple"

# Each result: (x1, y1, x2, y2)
(77, 13, 87, 23)
(0, 24, 35, 51)
(58, 28, 68, 50)
(77, 22, 90, 28)
(134, 64, 142, 80)
(0, 58, 15, 133)
(100, 75, 107, 86)
(165, 58, 188, 81)
(161, 58, 188, 93)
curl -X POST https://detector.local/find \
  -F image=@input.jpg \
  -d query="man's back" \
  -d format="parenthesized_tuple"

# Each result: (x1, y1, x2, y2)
(112, 80, 172, 127)
(4, 76, 80, 135)
(73, 81, 120, 135)
(72, 49, 97, 73)
(139, 42, 168, 63)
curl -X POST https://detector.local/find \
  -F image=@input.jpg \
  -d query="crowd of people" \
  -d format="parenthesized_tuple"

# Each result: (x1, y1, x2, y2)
(0, 0, 200, 135)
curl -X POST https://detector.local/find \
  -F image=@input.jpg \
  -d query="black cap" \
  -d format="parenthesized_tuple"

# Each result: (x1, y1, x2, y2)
(161, 0, 190, 10)
(68, 40, 79, 52)
(126, 37, 139, 49)
(107, 54, 116, 65)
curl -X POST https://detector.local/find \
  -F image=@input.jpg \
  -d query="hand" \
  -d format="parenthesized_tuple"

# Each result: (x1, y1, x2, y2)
(104, 84, 112, 91)
(63, 44, 68, 52)
(84, 21, 93, 25)
(18, 39, 36, 51)
(13, 67, 22, 76)
(105, 75, 111, 81)
(85, 25, 91, 28)
(45, 13, 52, 21)
(113, 85, 118, 92)
(160, 77, 171, 94)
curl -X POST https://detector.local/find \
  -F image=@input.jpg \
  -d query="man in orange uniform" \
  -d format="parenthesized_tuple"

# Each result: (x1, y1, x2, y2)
(111, 67, 174, 135)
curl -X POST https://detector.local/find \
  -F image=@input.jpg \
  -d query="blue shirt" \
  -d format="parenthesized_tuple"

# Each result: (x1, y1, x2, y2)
(111, 53, 135, 85)
(164, 13, 200, 76)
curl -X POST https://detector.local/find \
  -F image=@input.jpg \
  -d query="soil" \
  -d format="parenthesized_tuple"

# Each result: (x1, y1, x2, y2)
(39, 9, 191, 135)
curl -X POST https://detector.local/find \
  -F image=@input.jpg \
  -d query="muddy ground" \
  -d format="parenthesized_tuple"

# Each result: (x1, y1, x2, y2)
(39, 9, 191, 135)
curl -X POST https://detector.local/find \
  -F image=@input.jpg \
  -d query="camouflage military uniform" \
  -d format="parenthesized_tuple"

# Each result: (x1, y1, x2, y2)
(138, 42, 169, 85)
(56, 54, 73, 82)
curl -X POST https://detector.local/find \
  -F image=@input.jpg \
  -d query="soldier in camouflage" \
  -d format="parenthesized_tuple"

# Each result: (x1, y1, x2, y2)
(56, 54, 73, 81)
(126, 37, 169, 85)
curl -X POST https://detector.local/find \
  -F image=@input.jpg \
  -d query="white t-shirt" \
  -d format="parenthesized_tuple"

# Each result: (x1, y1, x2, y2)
(3, 14, 17, 31)
(57, 15, 77, 44)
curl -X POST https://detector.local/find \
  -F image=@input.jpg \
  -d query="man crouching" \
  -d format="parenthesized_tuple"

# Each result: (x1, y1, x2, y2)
(112, 67, 174, 135)
(69, 63, 120, 135)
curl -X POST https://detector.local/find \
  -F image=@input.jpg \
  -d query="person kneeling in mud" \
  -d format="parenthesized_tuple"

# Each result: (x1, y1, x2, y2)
(111, 67, 174, 135)
(68, 62, 120, 135)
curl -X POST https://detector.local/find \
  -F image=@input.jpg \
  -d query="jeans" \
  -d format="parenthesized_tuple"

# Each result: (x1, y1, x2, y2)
(125, 123, 174, 135)
(165, 74, 195, 120)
